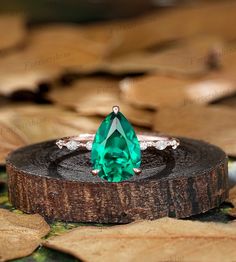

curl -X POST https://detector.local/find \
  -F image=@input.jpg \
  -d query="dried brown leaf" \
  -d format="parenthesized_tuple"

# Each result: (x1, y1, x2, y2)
(28, 25, 103, 72)
(100, 36, 224, 75)
(224, 186, 236, 218)
(0, 15, 26, 51)
(221, 44, 236, 73)
(154, 105, 236, 156)
(45, 217, 236, 262)
(0, 105, 101, 163)
(185, 43, 236, 104)
(47, 77, 120, 110)
(227, 185, 236, 207)
(48, 77, 154, 127)
(121, 73, 236, 110)
(0, 24, 105, 95)
(0, 17, 56, 95)
(0, 52, 59, 95)
(0, 208, 50, 261)
(0, 121, 27, 163)
(120, 75, 192, 109)
(186, 78, 236, 105)
(103, 1, 236, 56)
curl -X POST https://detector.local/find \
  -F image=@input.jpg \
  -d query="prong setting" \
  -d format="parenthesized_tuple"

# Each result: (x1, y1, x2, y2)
(91, 169, 100, 176)
(133, 168, 142, 175)
(112, 105, 120, 115)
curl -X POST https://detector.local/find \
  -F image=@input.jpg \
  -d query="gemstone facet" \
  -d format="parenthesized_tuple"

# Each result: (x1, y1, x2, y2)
(91, 110, 141, 182)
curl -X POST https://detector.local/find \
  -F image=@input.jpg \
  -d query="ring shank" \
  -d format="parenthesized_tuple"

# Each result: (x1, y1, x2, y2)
(56, 134, 180, 151)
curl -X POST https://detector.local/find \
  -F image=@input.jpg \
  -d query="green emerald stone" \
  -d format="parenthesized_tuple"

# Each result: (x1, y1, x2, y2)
(91, 110, 141, 182)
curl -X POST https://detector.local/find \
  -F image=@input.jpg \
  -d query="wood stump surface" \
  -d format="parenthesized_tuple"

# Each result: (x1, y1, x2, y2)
(6, 137, 228, 223)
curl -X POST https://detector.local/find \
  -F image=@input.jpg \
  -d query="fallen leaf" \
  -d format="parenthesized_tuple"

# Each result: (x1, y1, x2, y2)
(45, 217, 236, 262)
(0, 17, 58, 95)
(220, 44, 236, 73)
(47, 77, 154, 127)
(0, 51, 59, 96)
(0, 15, 26, 51)
(0, 208, 50, 261)
(186, 78, 236, 105)
(27, 25, 103, 72)
(224, 185, 236, 218)
(121, 73, 236, 110)
(227, 185, 236, 207)
(185, 43, 236, 105)
(106, 1, 236, 56)
(153, 105, 236, 156)
(0, 105, 101, 163)
(99, 36, 224, 75)
(0, 121, 27, 164)
(47, 77, 120, 110)
(120, 75, 193, 109)
(0, 23, 106, 95)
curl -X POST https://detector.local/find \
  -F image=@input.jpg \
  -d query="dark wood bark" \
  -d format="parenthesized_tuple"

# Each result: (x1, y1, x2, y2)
(6, 137, 228, 223)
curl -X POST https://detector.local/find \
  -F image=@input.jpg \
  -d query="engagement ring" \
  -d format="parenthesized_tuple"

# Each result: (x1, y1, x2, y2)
(56, 106, 180, 182)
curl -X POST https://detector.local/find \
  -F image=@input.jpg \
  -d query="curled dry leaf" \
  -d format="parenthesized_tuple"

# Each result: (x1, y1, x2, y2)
(0, 105, 101, 163)
(47, 77, 154, 127)
(120, 75, 193, 109)
(185, 43, 236, 105)
(45, 217, 236, 262)
(225, 185, 236, 218)
(0, 208, 50, 262)
(187, 44, 236, 107)
(186, 78, 236, 105)
(0, 15, 26, 51)
(0, 23, 106, 95)
(220, 44, 236, 74)
(47, 77, 120, 111)
(27, 25, 104, 72)
(227, 185, 236, 208)
(186, 41, 236, 105)
(121, 73, 236, 110)
(102, 1, 236, 56)
(154, 105, 236, 156)
(0, 121, 27, 164)
(0, 52, 59, 96)
(99, 36, 224, 75)
(0, 16, 56, 95)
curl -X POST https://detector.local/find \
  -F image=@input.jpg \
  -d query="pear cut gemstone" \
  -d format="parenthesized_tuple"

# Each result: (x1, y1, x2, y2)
(91, 111, 141, 182)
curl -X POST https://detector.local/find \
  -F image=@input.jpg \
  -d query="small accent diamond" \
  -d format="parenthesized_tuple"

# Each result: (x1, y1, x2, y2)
(65, 140, 79, 150)
(56, 140, 63, 149)
(86, 141, 92, 150)
(140, 142, 148, 150)
(170, 139, 179, 149)
(155, 141, 167, 150)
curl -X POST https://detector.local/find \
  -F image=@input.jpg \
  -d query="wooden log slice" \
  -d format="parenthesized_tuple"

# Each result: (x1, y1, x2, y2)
(6, 137, 228, 223)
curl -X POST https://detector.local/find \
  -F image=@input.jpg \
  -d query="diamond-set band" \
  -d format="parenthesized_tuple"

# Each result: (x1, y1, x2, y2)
(56, 134, 180, 151)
